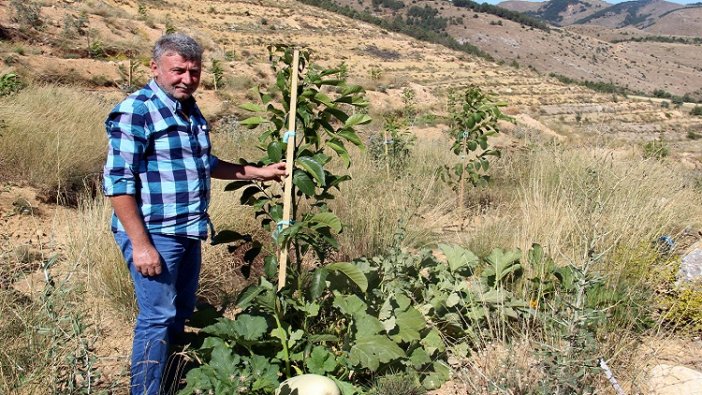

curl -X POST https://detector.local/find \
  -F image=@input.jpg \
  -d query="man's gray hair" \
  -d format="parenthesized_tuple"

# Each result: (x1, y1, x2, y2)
(152, 33, 204, 62)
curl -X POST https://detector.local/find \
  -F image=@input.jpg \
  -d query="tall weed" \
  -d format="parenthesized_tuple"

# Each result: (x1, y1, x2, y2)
(0, 258, 102, 393)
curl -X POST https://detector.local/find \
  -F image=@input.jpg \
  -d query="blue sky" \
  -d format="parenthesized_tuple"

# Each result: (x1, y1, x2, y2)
(482, 0, 699, 4)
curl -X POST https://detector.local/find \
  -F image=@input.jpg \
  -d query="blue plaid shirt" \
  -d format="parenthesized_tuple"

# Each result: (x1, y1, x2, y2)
(103, 79, 219, 239)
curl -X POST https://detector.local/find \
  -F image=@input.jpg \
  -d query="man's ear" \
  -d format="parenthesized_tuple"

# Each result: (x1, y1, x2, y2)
(150, 59, 158, 77)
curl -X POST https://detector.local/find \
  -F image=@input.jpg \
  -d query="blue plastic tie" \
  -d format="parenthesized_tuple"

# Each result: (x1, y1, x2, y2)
(273, 220, 295, 241)
(283, 130, 296, 143)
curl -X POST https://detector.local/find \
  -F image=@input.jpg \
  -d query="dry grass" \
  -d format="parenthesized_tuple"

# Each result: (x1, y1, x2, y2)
(0, 85, 112, 203)
(63, 193, 136, 318)
(332, 138, 456, 258)
(463, 142, 702, 267)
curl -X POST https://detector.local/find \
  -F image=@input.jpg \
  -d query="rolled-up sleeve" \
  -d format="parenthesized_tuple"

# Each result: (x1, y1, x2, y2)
(209, 154, 219, 172)
(102, 103, 149, 196)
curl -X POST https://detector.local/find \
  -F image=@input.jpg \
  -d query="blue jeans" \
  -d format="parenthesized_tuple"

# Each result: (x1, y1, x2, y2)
(114, 231, 201, 395)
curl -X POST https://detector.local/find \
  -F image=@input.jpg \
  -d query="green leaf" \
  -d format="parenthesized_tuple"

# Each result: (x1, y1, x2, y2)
(333, 293, 367, 318)
(332, 378, 362, 395)
(240, 116, 266, 128)
(240, 102, 263, 112)
(325, 262, 368, 292)
(338, 129, 363, 147)
(311, 212, 342, 233)
(310, 268, 328, 300)
(355, 314, 384, 338)
(313, 92, 334, 107)
(236, 284, 265, 309)
(394, 294, 412, 311)
(229, 315, 269, 341)
(240, 185, 261, 205)
(224, 180, 251, 191)
(485, 248, 522, 284)
(341, 84, 364, 96)
(439, 244, 478, 274)
(249, 355, 281, 392)
(528, 243, 545, 267)
(292, 170, 315, 196)
(480, 289, 507, 304)
(409, 348, 431, 368)
(390, 306, 425, 343)
(308, 334, 339, 343)
(296, 156, 326, 186)
(446, 292, 461, 308)
(327, 139, 351, 168)
(319, 78, 343, 86)
(328, 174, 352, 189)
(348, 335, 405, 371)
(264, 255, 277, 279)
(307, 346, 338, 374)
(421, 328, 446, 356)
(266, 141, 284, 162)
(344, 113, 372, 128)
(322, 107, 350, 123)
(203, 314, 268, 342)
(211, 230, 248, 245)
(209, 345, 239, 381)
(422, 361, 450, 390)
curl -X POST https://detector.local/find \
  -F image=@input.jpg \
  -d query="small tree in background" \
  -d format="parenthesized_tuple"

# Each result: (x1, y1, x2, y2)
(210, 59, 224, 91)
(439, 86, 513, 209)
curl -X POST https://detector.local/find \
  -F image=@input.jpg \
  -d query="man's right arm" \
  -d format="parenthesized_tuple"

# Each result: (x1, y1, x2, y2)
(110, 195, 162, 277)
(104, 103, 161, 277)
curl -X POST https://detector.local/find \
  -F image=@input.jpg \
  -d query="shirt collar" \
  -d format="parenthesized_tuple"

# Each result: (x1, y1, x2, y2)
(148, 79, 196, 114)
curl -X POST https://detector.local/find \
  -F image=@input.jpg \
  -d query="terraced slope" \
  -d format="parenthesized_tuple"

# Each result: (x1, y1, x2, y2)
(0, 0, 700, 162)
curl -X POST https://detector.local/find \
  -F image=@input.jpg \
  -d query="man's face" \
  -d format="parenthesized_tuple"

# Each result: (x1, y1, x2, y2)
(151, 51, 201, 101)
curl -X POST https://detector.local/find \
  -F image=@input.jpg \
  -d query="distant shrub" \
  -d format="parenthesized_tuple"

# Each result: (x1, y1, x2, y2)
(10, 0, 42, 30)
(0, 73, 24, 97)
(549, 73, 629, 95)
(691, 106, 702, 116)
(642, 139, 669, 160)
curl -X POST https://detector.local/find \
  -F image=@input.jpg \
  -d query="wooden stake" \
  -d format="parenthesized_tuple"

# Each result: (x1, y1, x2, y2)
(278, 49, 300, 291)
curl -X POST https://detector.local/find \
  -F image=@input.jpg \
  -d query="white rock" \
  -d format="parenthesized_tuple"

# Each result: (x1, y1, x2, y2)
(648, 364, 702, 395)
(678, 249, 702, 283)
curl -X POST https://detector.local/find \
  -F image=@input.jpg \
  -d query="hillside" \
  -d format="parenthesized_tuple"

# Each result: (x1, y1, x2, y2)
(575, 0, 688, 28)
(643, 4, 702, 35)
(0, 0, 697, 170)
(501, 0, 702, 33)
(498, 0, 545, 13)
(333, 0, 702, 100)
(516, 0, 611, 26)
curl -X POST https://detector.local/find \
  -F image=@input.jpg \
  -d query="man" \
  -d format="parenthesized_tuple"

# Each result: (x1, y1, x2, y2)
(103, 33, 286, 394)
